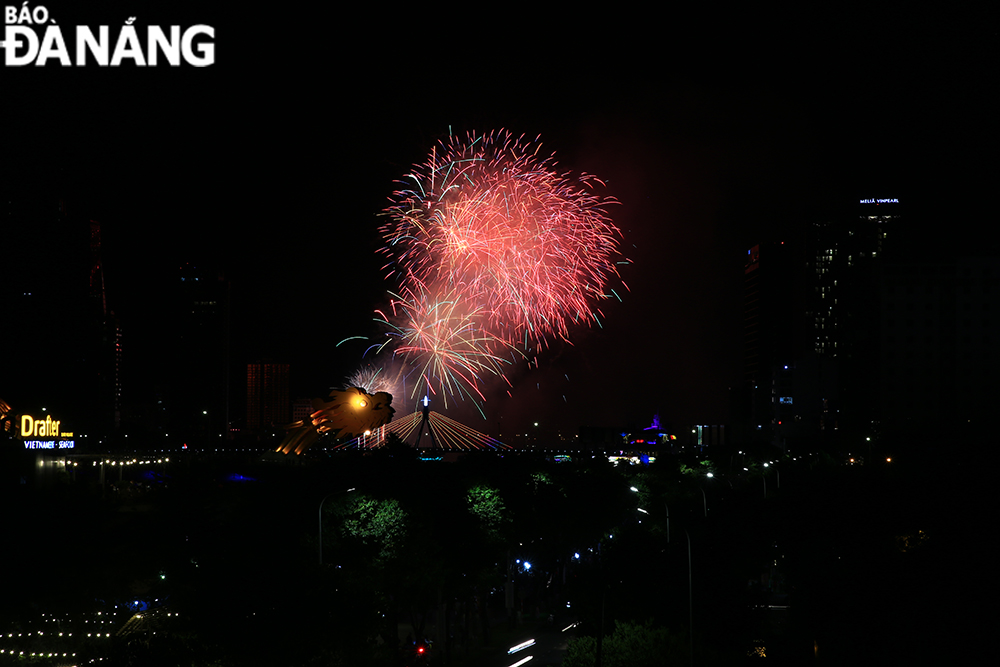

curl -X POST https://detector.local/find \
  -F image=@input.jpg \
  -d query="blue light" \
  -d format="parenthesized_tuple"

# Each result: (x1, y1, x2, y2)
(523, 561, 531, 570)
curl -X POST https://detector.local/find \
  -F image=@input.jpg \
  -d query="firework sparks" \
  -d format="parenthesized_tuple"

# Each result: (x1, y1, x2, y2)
(381, 129, 623, 346)
(375, 284, 519, 407)
(344, 364, 401, 399)
(286, 131, 622, 453)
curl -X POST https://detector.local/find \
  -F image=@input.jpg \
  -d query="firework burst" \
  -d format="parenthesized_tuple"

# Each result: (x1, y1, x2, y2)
(375, 284, 520, 407)
(344, 364, 402, 399)
(381, 129, 622, 345)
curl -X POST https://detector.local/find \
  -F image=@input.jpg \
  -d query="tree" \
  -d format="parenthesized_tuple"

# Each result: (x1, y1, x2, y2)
(562, 620, 690, 667)
(338, 495, 409, 563)
(466, 484, 510, 544)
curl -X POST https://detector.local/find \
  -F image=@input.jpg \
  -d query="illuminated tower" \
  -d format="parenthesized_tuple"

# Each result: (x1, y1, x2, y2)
(411, 395, 439, 449)
(803, 198, 900, 439)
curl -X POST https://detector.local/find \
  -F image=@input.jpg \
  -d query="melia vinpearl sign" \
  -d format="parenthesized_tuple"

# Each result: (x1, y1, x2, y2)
(2, 4, 215, 66)
(860, 198, 899, 204)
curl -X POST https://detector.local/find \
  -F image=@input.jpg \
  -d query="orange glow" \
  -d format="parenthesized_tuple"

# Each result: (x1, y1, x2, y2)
(277, 387, 395, 455)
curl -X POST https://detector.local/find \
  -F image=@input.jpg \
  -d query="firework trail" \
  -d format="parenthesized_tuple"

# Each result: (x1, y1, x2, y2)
(380, 130, 623, 346)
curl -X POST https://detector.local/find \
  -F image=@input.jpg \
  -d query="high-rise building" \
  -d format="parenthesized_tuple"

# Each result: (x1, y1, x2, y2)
(164, 263, 232, 443)
(738, 198, 902, 450)
(803, 199, 899, 438)
(741, 239, 812, 448)
(879, 256, 1000, 438)
(1, 187, 122, 439)
(87, 218, 123, 431)
(246, 362, 290, 430)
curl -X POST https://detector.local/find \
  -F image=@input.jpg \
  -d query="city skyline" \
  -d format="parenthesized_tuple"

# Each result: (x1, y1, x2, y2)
(2, 12, 996, 662)
(3, 5, 996, 438)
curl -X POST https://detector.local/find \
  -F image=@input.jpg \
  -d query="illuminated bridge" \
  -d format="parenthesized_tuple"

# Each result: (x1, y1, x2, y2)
(332, 408, 510, 452)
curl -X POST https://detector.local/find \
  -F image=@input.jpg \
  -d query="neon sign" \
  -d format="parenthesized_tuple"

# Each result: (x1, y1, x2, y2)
(859, 198, 899, 204)
(24, 440, 74, 449)
(20, 414, 72, 438)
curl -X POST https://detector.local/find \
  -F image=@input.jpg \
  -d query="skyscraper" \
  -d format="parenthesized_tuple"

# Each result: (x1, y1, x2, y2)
(879, 256, 1000, 439)
(246, 362, 290, 430)
(738, 198, 901, 450)
(1, 186, 122, 439)
(87, 218, 123, 432)
(741, 239, 812, 449)
(803, 199, 899, 438)
(165, 263, 232, 443)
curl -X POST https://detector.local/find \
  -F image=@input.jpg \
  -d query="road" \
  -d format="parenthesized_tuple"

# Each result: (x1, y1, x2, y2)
(469, 617, 580, 667)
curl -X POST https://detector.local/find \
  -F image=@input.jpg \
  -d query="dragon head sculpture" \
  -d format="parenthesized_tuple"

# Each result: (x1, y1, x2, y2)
(277, 387, 394, 455)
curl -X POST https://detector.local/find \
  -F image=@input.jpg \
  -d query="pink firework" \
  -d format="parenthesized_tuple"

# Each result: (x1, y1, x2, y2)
(375, 284, 519, 406)
(381, 130, 622, 346)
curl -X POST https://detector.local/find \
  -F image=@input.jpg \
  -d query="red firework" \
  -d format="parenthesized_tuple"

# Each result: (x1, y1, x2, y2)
(381, 130, 622, 346)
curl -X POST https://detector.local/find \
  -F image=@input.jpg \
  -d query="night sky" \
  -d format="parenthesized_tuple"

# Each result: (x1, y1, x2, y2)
(4, 3, 997, 434)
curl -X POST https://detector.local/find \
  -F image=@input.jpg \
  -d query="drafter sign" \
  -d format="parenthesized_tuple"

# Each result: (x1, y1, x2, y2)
(21, 414, 71, 438)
